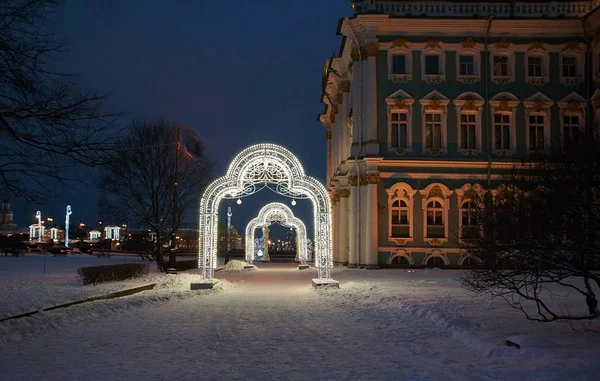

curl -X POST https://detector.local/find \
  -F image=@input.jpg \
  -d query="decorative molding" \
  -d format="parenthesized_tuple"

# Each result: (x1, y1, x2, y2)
(348, 176, 358, 186)
(366, 175, 380, 185)
(495, 38, 511, 49)
(528, 40, 546, 51)
(461, 38, 476, 49)
(340, 80, 351, 93)
(424, 75, 444, 84)
(339, 189, 350, 198)
(325, 129, 332, 139)
(457, 75, 479, 84)
(393, 38, 408, 48)
(426, 39, 441, 49)
(394, 99, 409, 109)
(390, 74, 411, 83)
(364, 43, 379, 58)
(564, 40, 582, 51)
(350, 48, 360, 61)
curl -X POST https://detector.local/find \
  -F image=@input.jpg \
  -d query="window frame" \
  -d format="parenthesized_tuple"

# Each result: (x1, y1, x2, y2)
(456, 47, 481, 84)
(489, 95, 520, 156)
(386, 183, 416, 245)
(558, 94, 587, 151)
(559, 48, 584, 87)
(421, 46, 446, 84)
(523, 95, 553, 153)
(453, 94, 484, 155)
(387, 46, 413, 83)
(419, 184, 452, 245)
(524, 49, 549, 86)
(490, 48, 515, 85)
(419, 92, 450, 156)
(385, 93, 415, 155)
(526, 113, 547, 152)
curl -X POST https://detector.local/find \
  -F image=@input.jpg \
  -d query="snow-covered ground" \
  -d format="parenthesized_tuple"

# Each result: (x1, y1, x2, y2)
(1, 257, 599, 380)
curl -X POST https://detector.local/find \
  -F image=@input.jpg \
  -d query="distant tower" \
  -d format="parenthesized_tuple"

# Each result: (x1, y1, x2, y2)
(0, 197, 17, 232)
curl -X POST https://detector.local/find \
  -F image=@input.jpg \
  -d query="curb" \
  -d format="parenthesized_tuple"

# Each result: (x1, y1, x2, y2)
(0, 283, 156, 323)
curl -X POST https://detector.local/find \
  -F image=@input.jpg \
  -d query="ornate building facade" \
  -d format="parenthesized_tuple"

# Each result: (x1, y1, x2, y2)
(319, 0, 600, 268)
(0, 198, 17, 235)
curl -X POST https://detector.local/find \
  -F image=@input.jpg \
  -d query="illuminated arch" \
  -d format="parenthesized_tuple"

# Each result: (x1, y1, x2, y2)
(245, 203, 308, 264)
(198, 143, 332, 281)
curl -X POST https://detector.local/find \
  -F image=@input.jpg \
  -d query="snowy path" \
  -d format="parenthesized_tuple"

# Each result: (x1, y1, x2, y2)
(1, 264, 598, 380)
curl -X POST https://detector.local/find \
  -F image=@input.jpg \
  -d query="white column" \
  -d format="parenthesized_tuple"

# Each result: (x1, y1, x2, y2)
(339, 189, 350, 265)
(348, 179, 359, 268)
(331, 197, 339, 265)
(341, 90, 351, 163)
(360, 180, 369, 267)
(363, 43, 379, 156)
(350, 52, 362, 157)
(365, 178, 380, 269)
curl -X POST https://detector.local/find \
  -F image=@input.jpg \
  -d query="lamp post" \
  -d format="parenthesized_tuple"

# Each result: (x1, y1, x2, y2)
(65, 206, 71, 247)
(35, 211, 41, 243)
(168, 125, 182, 273)
(225, 202, 232, 265)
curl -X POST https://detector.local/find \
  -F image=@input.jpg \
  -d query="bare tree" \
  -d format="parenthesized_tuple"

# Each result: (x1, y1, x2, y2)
(98, 119, 212, 268)
(459, 134, 600, 325)
(0, 0, 118, 202)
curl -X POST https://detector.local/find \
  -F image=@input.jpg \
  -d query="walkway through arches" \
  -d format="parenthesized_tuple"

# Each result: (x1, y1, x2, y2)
(198, 143, 332, 282)
(245, 202, 308, 264)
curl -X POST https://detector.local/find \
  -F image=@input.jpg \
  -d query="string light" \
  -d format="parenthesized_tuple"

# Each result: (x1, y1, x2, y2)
(198, 143, 333, 281)
(236, 198, 242, 205)
(291, 199, 296, 206)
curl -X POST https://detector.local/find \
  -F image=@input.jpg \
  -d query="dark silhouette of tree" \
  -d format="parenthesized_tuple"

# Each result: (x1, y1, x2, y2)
(98, 119, 212, 268)
(0, 0, 119, 202)
(459, 133, 600, 326)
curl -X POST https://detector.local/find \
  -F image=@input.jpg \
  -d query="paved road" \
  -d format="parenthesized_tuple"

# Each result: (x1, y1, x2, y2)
(2, 264, 496, 381)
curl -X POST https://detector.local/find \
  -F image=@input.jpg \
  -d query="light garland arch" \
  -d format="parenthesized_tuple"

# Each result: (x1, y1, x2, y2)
(198, 143, 333, 282)
(245, 202, 309, 265)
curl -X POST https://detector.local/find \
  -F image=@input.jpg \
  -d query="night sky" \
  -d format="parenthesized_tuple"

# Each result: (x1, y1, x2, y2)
(13, 1, 351, 238)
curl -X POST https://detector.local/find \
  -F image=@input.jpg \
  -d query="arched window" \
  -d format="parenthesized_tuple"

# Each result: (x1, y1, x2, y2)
(460, 200, 479, 239)
(426, 200, 444, 238)
(427, 256, 445, 267)
(391, 256, 409, 265)
(391, 199, 410, 238)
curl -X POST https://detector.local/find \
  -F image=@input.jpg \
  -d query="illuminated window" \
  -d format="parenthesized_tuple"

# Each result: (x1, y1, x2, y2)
(390, 112, 408, 149)
(425, 113, 442, 149)
(426, 200, 444, 238)
(390, 199, 410, 238)
(459, 114, 477, 150)
(494, 113, 511, 150)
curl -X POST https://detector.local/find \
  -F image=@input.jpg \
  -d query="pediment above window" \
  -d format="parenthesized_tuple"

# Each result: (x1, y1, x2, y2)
(385, 89, 415, 110)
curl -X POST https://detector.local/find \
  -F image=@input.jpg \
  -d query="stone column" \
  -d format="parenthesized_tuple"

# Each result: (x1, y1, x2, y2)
(338, 188, 350, 266)
(340, 81, 351, 163)
(359, 178, 369, 267)
(350, 48, 362, 158)
(362, 43, 379, 156)
(331, 195, 339, 265)
(348, 176, 359, 268)
(364, 176, 380, 269)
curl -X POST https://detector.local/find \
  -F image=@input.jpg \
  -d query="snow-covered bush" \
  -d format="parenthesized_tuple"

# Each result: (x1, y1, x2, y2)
(77, 263, 149, 285)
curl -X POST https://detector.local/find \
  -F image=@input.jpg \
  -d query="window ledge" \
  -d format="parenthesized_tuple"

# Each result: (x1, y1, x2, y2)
(389, 237, 413, 245)
(424, 237, 447, 246)
(493, 149, 515, 157)
(460, 149, 481, 156)
(491, 75, 514, 85)
(457, 75, 480, 84)
(389, 74, 412, 83)
(561, 77, 582, 87)
(526, 77, 549, 86)
(423, 74, 445, 84)
(424, 148, 446, 157)
(391, 147, 412, 156)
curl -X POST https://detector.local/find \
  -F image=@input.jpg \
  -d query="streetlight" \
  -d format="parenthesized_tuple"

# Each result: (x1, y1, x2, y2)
(35, 211, 41, 243)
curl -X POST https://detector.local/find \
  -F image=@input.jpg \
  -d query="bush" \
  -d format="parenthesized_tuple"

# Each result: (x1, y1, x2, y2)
(77, 263, 149, 285)
(161, 260, 198, 272)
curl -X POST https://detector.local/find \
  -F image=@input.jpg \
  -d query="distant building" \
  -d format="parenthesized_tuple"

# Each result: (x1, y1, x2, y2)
(0, 198, 17, 235)
(319, 0, 600, 268)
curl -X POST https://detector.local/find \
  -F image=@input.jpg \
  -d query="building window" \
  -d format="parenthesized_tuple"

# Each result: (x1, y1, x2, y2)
(392, 55, 406, 74)
(426, 200, 444, 238)
(491, 50, 515, 84)
(563, 114, 581, 149)
(459, 114, 477, 150)
(459, 55, 475, 76)
(425, 55, 440, 75)
(528, 114, 546, 151)
(494, 55, 508, 76)
(562, 56, 577, 78)
(494, 113, 511, 150)
(386, 183, 416, 244)
(387, 48, 412, 83)
(390, 112, 408, 149)
(390, 199, 410, 238)
(528, 56, 543, 77)
(559, 50, 583, 87)
(425, 113, 442, 149)
(460, 201, 479, 239)
(421, 46, 445, 84)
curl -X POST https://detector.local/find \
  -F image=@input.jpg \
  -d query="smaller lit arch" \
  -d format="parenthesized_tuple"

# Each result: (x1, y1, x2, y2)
(245, 202, 308, 265)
